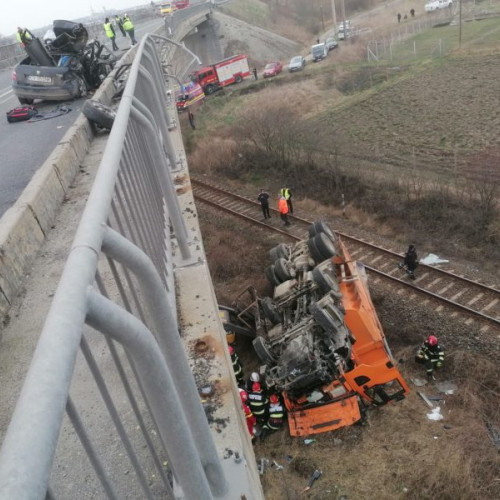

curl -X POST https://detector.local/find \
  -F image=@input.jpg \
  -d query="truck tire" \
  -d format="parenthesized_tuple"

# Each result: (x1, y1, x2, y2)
(18, 97, 34, 105)
(314, 232, 337, 260)
(253, 336, 276, 364)
(312, 265, 340, 294)
(307, 236, 324, 264)
(269, 243, 291, 262)
(308, 221, 335, 242)
(82, 100, 115, 130)
(274, 258, 295, 282)
(265, 264, 281, 286)
(260, 297, 282, 325)
(205, 84, 216, 95)
(234, 74, 242, 83)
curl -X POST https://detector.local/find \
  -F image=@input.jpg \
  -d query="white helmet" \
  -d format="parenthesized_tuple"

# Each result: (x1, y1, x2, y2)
(250, 372, 260, 382)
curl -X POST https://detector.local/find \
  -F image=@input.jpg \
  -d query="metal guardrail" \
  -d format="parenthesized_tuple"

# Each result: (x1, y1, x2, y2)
(0, 31, 229, 500)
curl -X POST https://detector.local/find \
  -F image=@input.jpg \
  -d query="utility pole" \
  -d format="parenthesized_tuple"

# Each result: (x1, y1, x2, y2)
(331, 0, 337, 34)
(319, 0, 325, 33)
(341, 0, 347, 38)
(459, 0, 463, 48)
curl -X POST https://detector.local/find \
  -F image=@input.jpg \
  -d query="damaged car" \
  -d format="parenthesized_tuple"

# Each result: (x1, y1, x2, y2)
(12, 20, 117, 104)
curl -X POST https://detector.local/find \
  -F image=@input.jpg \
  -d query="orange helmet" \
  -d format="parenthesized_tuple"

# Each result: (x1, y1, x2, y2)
(270, 394, 279, 404)
(228, 345, 234, 355)
(427, 335, 438, 347)
(239, 388, 248, 403)
(252, 382, 261, 392)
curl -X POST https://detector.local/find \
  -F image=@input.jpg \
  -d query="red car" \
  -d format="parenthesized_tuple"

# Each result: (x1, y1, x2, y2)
(263, 61, 283, 78)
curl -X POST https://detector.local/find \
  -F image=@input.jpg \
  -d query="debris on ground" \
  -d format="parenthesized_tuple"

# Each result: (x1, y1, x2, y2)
(420, 253, 449, 265)
(435, 381, 458, 395)
(411, 377, 428, 387)
(417, 391, 435, 408)
(303, 438, 316, 445)
(427, 407, 444, 421)
(28, 105, 71, 122)
(302, 469, 322, 493)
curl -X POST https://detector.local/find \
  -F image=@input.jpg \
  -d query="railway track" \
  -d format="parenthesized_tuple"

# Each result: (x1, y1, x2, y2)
(191, 177, 500, 333)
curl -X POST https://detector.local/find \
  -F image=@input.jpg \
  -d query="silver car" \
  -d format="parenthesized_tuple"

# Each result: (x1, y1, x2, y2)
(288, 55, 306, 72)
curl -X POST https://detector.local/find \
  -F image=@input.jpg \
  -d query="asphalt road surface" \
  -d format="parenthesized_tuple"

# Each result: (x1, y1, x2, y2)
(0, 17, 164, 218)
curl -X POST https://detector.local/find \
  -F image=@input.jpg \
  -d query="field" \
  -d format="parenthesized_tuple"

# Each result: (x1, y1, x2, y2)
(185, 1, 500, 498)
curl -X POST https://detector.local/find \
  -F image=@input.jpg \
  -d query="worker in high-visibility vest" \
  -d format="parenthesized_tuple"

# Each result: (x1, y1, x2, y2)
(122, 14, 137, 45)
(16, 27, 32, 49)
(103, 18, 119, 51)
(280, 186, 293, 214)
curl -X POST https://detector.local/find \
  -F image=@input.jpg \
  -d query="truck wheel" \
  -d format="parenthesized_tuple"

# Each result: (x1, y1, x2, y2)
(265, 265, 281, 286)
(308, 221, 335, 242)
(307, 237, 324, 264)
(269, 243, 291, 262)
(82, 100, 115, 130)
(260, 297, 282, 325)
(234, 74, 242, 83)
(18, 97, 34, 105)
(205, 85, 216, 95)
(253, 336, 276, 364)
(314, 232, 337, 260)
(274, 258, 295, 282)
(312, 265, 340, 294)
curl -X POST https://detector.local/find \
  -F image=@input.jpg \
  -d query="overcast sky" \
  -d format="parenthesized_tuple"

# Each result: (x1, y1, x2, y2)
(1, 1, 152, 37)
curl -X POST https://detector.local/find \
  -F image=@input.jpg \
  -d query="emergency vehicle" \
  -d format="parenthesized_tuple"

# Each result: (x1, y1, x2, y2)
(176, 81, 205, 111)
(191, 54, 250, 94)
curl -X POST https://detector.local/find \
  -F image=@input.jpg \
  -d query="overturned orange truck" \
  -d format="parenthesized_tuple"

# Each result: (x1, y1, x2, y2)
(224, 221, 409, 436)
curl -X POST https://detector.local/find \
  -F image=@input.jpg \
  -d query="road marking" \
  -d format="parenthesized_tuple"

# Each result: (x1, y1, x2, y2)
(0, 94, 16, 105)
(0, 88, 13, 99)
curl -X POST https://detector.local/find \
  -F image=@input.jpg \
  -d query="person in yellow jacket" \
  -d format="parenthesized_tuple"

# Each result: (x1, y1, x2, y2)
(122, 14, 137, 45)
(280, 186, 293, 214)
(103, 18, 119, 51)
(16, 27, 32, 49)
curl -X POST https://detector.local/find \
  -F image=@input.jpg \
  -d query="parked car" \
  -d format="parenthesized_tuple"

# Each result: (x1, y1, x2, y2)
(325, 37, 338, 51)
(12, 20, 116, 104)
(263, 61, 283, 78)
(311, 43, 328, 62)
(425, 0, 452, 11)
(288, 55, 306, 72)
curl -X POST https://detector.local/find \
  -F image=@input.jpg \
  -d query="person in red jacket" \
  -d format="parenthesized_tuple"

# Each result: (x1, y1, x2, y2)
(278, 195, 290, 227)
(239, 389, 256, 441)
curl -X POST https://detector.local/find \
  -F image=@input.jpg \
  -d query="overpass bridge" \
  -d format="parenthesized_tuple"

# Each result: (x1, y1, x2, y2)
(0, 2, 263, 498)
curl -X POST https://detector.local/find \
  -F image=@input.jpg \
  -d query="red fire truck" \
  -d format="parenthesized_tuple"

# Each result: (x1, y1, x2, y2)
(191, 54, 251, 94)
(173, 0, 189, 8)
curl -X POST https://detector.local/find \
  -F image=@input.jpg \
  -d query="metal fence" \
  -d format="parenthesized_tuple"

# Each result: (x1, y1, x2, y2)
(0, 31, 229, 500)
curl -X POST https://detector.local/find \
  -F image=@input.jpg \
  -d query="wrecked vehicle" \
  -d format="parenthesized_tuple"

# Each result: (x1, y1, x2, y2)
(226, 221, 410, 436)
(12, 20, 117, 104)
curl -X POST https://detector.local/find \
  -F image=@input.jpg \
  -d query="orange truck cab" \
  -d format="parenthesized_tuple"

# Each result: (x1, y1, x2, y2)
(284, 240, 409, 436)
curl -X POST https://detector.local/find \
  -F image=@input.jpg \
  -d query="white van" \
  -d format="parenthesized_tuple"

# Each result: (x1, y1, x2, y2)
(311, 43, 328, 62)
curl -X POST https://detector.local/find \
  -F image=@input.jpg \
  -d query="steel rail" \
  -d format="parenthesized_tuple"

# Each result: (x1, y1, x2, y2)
(191, 177, 500, 330)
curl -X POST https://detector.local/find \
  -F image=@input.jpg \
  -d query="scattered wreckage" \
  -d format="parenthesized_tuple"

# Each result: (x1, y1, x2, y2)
(222, 221, 410, 436)
(12, 20, 117, 104)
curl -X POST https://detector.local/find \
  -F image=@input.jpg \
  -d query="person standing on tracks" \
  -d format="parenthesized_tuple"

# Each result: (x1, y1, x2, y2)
(415, 335, 445, 379)
(103, 18, 119, 52)
(399, 244, 418, 279)
(278, 194, 291, 227)
(122, 14, 137, 45)
(258, 189, 271, 219)
(280, 186, 293, 214)
(115, 15, 127, 37)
